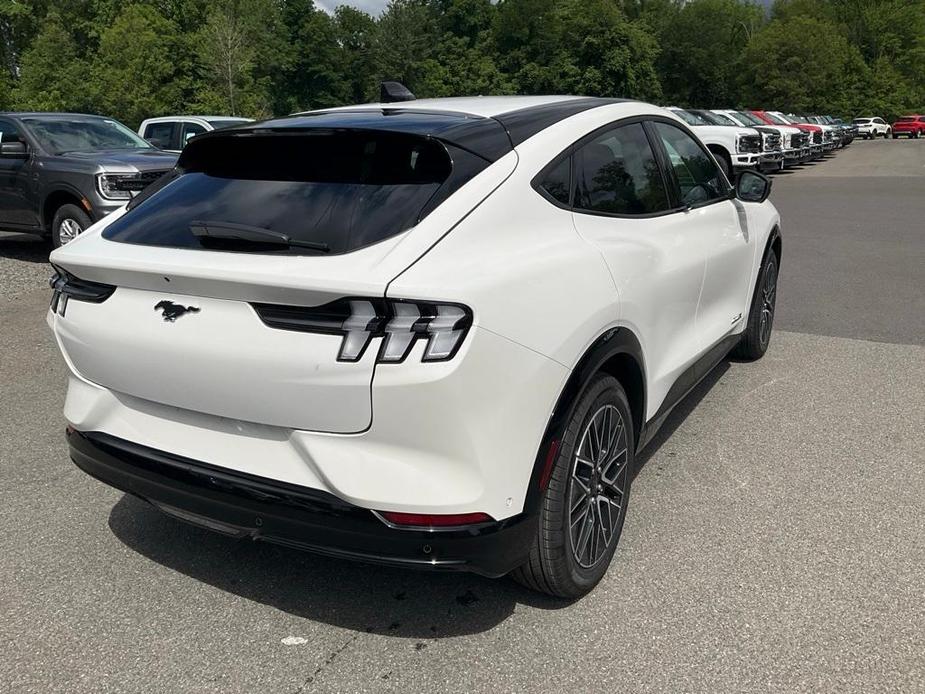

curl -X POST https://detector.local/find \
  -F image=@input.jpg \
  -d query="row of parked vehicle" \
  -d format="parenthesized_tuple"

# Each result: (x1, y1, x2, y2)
(853, 114, 925, 139)
(663, 108, 860, 178)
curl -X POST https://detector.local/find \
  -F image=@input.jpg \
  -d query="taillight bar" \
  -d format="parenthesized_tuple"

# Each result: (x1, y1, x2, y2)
(49, 267, 116, 316)
(251, 297, 473, 364)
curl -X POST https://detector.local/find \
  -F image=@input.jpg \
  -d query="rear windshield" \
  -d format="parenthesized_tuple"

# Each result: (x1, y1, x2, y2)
(103, 131, 455, 255)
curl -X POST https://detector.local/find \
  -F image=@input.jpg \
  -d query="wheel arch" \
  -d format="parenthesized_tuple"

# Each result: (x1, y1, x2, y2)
(41, 186, 88, 232)
(523, 326, 646, 515)
(706, 143, 732, 169)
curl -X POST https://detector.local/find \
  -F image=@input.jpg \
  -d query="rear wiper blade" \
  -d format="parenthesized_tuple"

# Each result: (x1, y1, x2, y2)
(189, 220, 330, 253)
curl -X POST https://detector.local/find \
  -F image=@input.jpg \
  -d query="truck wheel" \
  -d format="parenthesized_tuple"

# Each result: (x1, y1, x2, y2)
(710, 149, 732, 181)
(52, 204, 92, 248)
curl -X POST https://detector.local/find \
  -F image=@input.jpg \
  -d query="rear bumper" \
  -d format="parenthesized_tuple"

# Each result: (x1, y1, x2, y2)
(67, 428, 537, 577)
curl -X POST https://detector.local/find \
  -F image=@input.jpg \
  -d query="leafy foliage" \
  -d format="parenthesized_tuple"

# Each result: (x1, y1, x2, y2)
(1, 0, 922, 127)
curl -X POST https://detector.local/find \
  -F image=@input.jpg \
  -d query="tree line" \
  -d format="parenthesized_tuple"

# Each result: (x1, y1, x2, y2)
(1, 0, 923, 129)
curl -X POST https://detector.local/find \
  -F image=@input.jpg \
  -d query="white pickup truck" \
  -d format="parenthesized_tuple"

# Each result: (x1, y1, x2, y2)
(665, 108, 763, 178)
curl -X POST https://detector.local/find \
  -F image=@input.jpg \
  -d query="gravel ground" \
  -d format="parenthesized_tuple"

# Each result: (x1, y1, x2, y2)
(0, 232, 51, 300)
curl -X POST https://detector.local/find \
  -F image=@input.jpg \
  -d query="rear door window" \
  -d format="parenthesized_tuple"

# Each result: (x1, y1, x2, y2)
(103, 131, 458, 255)
(572, 122, 670, 216)
(181, 121, 208, 146)
(144, 122, 176, 149)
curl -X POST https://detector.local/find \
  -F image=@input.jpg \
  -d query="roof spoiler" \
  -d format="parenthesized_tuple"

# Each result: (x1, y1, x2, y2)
(380, 81, 416, 103)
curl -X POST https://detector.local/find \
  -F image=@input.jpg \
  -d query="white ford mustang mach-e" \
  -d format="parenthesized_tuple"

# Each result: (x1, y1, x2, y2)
(48, 94, 781, 598)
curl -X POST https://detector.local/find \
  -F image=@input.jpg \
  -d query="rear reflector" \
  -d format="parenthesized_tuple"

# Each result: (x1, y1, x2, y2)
(377, 511, 493, 528)
(539, 439, 561, 491)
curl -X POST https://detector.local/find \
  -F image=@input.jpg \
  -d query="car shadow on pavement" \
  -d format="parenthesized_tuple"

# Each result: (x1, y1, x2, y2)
(107, 359, 733, 639)
(0, 232, 51, 262)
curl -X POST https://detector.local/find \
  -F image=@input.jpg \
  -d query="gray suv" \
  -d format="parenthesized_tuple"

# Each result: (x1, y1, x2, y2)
(0, 113, 178, 246)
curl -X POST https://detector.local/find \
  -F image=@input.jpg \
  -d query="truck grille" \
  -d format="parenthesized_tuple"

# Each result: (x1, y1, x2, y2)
(791, 132, 808, 148)
(119, 170, 172, 193)
(737, 134, 762, 153)
(763, 133, 782, 151)
(812, 131, 823, 144)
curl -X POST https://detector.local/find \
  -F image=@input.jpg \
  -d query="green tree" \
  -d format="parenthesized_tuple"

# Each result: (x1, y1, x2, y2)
(89, 4, 187, 126)
(273, 0, 345, 113)
(495, 0, 662, 100)
(12, 12, 88, 112)
(193, 0, 284, 118)
(334, 5, 379, 103)
(739, 15, 869, 115)
(375, 0, 439, 90)
(655, 0, 764, 107)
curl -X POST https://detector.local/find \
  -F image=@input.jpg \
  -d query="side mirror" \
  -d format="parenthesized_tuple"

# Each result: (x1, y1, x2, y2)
(0, 141, 28, 158)
(735, 170, 771, 203)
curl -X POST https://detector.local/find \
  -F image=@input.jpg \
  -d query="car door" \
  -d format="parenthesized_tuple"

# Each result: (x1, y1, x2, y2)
(566, 119, 708, 417)
(649, 120, 755, 353)
(0, 118, 39, 229)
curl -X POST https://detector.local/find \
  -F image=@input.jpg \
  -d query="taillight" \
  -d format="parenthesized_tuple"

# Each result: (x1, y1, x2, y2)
(252, 298, 472, 364)
(375, 511, 493, 529)
(49, 267, 116, 316)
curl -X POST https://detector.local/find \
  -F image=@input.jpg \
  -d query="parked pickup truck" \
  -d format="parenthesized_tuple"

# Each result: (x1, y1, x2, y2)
(138, 115, 253, 152)
(0, 112, 178, 246)
(752, 110, 823, 160)
(714, 109, 806, 167)
(891, 115, 925, 139)
(692, 109, 783, 171)
(665, 108, 762, 178)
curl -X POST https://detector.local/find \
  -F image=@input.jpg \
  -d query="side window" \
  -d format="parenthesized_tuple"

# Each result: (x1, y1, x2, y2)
(652, 122, 727, 206)
(144, 122, 175, 149)
(0, 120, 25, 144)
(572, 122, 670, 215)
(537, 156, 570, 205)
(181, 122, 207, 145)
(875, 118, 885, 125)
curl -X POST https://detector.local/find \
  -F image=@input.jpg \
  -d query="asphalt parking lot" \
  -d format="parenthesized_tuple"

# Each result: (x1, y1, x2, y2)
(2, 139, 924, 693)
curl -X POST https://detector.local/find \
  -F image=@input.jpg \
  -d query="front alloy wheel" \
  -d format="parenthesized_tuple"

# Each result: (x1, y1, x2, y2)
(52, 203, 92, 248)
(733, 250, 778, 360)
(511, 374, 634, 598)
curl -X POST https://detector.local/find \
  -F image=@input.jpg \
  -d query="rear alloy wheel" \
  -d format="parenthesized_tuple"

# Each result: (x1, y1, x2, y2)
(52, 204, 92, 248)
(512, 374, 633, 599)
(733, 250, 778, 360)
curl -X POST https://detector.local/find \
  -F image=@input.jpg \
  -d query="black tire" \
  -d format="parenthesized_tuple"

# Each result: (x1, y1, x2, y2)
(52, 204, 92, 248)
(892, 134, 898, 139)
(712, 149, 732, 182)
(511, 374, 634, 599)
(732, 250, 778, 360)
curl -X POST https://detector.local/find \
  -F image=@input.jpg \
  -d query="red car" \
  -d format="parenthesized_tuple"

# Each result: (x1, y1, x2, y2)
(891, 115, 925, 139)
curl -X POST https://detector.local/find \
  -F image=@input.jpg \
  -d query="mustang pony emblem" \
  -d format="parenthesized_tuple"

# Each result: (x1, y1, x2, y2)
(155, 300, 200, 322)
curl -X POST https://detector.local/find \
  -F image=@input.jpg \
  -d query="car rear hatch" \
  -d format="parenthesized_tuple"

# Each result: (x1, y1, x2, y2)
(49, 115, 514, 433)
